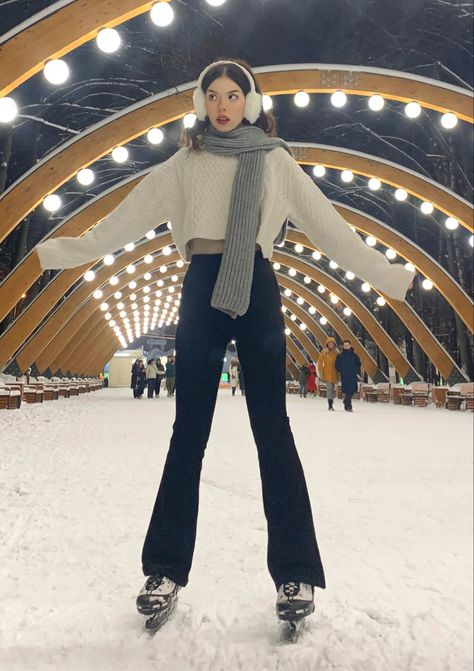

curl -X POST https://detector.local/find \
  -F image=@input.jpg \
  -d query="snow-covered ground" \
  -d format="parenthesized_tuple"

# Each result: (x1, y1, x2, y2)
(0, 388, 472, 671)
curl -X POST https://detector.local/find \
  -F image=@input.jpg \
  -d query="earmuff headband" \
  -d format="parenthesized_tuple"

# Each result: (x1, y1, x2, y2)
(193, 60, 263, 124)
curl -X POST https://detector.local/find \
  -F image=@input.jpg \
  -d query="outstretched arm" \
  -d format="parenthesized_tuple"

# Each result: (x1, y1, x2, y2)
(279, 150, 415, 301)
(35, 150, 183, 270)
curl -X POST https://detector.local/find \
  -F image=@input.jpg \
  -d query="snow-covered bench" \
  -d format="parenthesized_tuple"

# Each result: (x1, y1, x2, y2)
(375, 382, 390, 403)
(447, 383, 474, 411)
(0, 386, 22, 409)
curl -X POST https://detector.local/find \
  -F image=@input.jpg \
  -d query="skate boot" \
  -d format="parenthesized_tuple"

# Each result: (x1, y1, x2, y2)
(136, 574, 181, 632)
(276, 581, 315, 643)
(276, 581, 315, 621)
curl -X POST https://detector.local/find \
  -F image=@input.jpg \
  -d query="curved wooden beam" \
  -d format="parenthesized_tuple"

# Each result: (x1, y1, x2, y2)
(280, 293, 383, 381)
(66, 301, 300, 378)
(52, 263, 384, 383)
(290, 144, 473, 234)
(0, 234, 175, 369)
(1, 151, 470, 351)
(2, 212, 464, 384)
(254, 65, 474, 121)
(274, 251, 421, 382)
(1, 75, 472, 245)
(0, 176, 139, 324)
(286, 356, 299, 381)
(52, 262, 385, 380)
(53, 276, 321, 375)
(287, 208, 474, 334)
(9, 246, 178, 373)
(286, 337, 305, 365)
(0, 0, 163, 97)
(282, 233, 468, 383)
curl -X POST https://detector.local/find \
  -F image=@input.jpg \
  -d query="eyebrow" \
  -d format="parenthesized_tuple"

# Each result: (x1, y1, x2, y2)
(207, 88, 241, 94)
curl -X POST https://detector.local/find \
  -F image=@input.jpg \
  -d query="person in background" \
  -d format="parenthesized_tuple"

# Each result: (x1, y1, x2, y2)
(146, 358, 158, 399)
(307, 360, 317, 397)
(165, 356, 176, 397)
(237, 358, 245, 396)
(131, 359, 140, 398)
(335, 340, 361, 412)
(155, 358, 166, 397)
(317, 338, 340, 411)
(298, 362, 310, 398)
(135, 360, 147, 399)
(229, 358, 240, 396)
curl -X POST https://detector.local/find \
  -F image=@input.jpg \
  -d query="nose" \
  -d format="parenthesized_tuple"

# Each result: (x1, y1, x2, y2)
(217, 99, 227, 113)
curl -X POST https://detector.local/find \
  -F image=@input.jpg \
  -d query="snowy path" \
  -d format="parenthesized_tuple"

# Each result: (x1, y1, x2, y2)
(1, 388, 472, 671)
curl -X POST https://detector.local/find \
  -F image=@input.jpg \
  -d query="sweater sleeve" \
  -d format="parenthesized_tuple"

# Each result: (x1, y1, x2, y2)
(279, 150, 415, 301)
(35, 150, 183, 270)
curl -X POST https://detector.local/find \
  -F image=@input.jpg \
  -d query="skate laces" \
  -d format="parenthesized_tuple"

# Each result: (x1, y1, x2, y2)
(283, 581, 300, 597)
(145, 575, 165, 591)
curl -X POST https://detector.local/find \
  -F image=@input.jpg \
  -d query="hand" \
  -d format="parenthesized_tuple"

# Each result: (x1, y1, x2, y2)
(408, 271, 417, 290)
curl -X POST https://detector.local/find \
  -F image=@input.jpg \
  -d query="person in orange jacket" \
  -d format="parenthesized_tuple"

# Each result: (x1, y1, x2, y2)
(316, 337, 340, 410)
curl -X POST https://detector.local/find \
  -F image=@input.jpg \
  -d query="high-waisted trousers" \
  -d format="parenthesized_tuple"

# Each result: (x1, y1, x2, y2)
(141, 252, 326, 591)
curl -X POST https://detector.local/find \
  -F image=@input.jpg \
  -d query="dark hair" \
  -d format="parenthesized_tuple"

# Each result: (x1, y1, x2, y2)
(343, 339, 351, 344)
(181, 58, 277, 150)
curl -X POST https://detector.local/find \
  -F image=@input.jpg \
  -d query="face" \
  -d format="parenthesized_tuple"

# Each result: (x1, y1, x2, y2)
(205, 75, 246, 132)
(343, 342, 351, 350)
(327, 342, 334, 350)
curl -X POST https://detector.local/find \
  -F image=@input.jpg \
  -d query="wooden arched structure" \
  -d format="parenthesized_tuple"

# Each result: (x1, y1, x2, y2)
(0, 1, 164, 96)
(55, 268, 385, 380)
(1, 224, 466, 383)
(1, 71, 472, 245)
(1, 146, 472, 332)
(4, 237, 413, 379)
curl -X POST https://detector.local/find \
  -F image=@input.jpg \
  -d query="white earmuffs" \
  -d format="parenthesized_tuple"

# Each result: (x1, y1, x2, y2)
(193, 60, 263, 124)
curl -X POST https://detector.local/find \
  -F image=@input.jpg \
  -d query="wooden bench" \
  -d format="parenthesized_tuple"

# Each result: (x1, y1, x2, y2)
(376, 383, 391, 403)
(411, 382, 430, 407)
(0, 388, 10, 409)
(391, 386, 405, 405)
(23, 386, 44, 403)
(286, 382, 299, 394)
(318, 382, 327, 398)
(0, 388, 19, 409)
(447, 383, 474, 411)
(400, 392, 413, 406)
(366, 390, 378, 403)
(431, 386, 448, 408)
(0, 387, 22, 409)
(360, 385, 374, 401)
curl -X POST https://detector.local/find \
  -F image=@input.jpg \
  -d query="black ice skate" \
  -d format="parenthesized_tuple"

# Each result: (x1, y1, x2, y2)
(136, 574, 181, 633)
(276, 581, 315, 643)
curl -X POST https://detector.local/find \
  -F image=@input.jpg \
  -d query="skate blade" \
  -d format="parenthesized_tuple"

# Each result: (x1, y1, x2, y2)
(279, 618, 305, 644)
(143, 597, 178, 634)
(145, 609, 172, 634)
(277, 602, 315, 621)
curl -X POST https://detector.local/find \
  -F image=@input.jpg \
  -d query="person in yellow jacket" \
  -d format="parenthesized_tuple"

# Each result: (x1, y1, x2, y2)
(316, 337, 340, 411)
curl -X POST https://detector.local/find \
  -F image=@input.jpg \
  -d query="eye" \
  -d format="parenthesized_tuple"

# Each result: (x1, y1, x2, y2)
(207, 93, 217, 101)
(229, 94, 239, 101)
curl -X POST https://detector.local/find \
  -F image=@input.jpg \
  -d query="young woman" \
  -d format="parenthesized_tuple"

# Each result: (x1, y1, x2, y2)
(35, 59, 414, 631)
(145, 358, 157, 399)
(154, 358, 165, 397)
(229, 357, 240, 396)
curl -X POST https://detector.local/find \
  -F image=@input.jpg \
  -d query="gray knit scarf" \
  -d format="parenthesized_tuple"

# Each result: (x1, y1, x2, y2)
(202, 124, 291, 319)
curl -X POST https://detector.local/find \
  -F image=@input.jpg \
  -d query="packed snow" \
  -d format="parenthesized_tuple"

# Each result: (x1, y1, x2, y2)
(1, 388, 472, 671)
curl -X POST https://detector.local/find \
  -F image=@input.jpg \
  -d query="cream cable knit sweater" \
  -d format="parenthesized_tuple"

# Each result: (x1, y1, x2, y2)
(36, 147, 414, 301)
